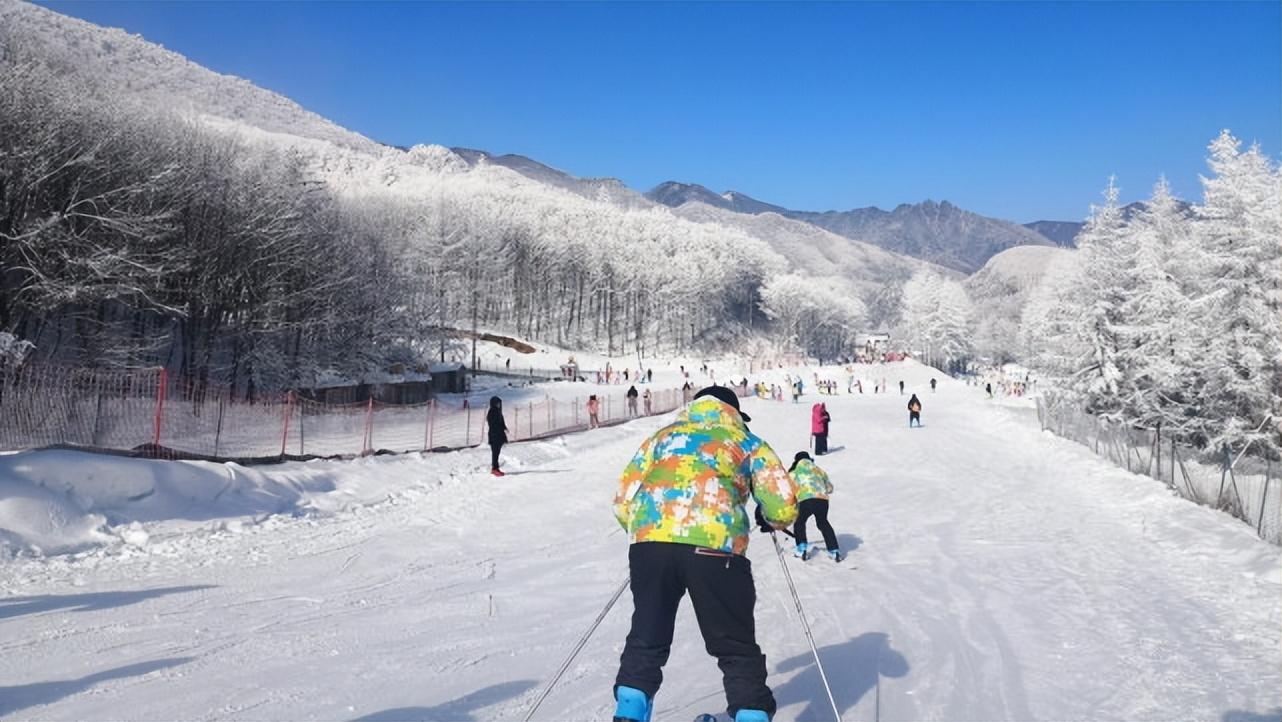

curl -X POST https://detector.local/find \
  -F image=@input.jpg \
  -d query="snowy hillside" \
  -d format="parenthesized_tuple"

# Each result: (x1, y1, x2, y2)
(1, 361, 1277, 720)
(969, 244, 1073, 290)
(668, 201, 944, 291)
(964, 245, 1074, 361)
(0, 0, 380, 154)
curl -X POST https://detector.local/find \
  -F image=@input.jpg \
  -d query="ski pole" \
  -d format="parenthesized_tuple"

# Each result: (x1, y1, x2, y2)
(771, 532, 842, 722)
(523, 573, 631, 721)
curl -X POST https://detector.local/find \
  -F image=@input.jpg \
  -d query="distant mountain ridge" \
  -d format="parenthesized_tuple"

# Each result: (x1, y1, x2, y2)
(1023, 200, 1194, 248)
(645, 181, 1056, 274)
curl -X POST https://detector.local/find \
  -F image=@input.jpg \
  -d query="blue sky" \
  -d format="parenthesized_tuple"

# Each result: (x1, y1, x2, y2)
(39, 1, 1281, 222)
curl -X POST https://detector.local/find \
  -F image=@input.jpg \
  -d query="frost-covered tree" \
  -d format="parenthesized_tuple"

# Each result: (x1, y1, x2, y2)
(1192, 131, 1282, 455)
(1019, 131, 1281, 460)
(901, 271, 973, 368)
(760, 274, 866, 361)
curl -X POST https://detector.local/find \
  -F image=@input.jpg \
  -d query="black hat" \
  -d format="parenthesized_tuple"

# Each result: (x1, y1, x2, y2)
(794, 451, 812, 464)
(693, 385, 751, 422)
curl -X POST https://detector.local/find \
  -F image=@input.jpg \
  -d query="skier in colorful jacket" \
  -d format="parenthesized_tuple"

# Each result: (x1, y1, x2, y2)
(788, 452, 845, 562)
(612, 385, 797, 722)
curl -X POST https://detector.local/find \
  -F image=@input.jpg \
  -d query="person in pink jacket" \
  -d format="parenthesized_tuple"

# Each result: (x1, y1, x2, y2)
(811, 402, 831, 455)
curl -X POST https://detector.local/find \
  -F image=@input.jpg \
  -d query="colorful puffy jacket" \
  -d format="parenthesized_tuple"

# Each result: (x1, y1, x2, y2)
(791, 459, 833, 502)
(613, 397, 798, 555)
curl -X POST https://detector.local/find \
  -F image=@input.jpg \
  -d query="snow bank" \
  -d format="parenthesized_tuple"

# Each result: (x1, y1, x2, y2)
(0, 448, 415, 557)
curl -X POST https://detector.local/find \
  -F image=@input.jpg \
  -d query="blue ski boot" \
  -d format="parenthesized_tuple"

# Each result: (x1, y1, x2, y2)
(613, 686, 653, 722)
(793, 542, 809, 559)
(828, 548, 846, 562)
(735, 710, 771, 722)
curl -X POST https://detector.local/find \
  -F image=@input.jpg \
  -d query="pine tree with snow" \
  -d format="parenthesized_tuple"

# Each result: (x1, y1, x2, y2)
(1193, 131, 1282, 457)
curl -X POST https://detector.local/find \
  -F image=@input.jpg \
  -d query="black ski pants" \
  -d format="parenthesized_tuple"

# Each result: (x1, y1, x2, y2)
(615, 542, 775, 718)
(489, 440, 503, 470)
(793, 498, 839, 551)
(813, 431, 828, 455)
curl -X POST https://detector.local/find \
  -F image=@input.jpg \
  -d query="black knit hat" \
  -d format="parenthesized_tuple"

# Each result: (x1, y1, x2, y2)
(794, 451, 812, 464)
(693, 385, 751, 422)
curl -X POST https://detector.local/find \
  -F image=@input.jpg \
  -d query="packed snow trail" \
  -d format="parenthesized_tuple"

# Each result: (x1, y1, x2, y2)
(1, 362, 1278, 721)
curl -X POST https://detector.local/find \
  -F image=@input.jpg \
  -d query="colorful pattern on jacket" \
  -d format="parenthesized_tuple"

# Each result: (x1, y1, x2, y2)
(613, 397, 798, 555)
(791, 459, 833, 502)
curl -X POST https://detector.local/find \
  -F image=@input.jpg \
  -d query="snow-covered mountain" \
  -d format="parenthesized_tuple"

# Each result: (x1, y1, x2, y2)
(646, 182, 1057, 274)
(1023, 219, 1082, 247)
(0, 0, 378, 154)
(1023, 200, 1195, 248)
(449, 148, 652, 209)
(647, 181, 789, 216)
(668, 201, 939, 288)
(2, 0, 951, 316)
(964, 244, 1074, 361)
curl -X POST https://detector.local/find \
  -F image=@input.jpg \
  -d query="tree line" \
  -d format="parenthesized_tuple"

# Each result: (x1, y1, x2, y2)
(1019, 131, 1281, 458)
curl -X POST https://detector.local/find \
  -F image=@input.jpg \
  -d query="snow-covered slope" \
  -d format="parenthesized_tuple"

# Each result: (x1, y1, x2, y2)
(965, 245, 1074, 360)
(1, 0, 380, 154)
(670, 201, 947, 292)
(1, 361, 1277, 720)
(969, 244, 1073, 290)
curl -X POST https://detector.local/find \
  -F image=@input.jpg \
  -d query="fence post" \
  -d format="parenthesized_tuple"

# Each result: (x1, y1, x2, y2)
(425, 399, 436, 451)
(91, 391, 105, 447)
(214, 393, 225, 458)
(529, 401, 534, 439)
(1217, 445, 1231, 507)
(363, 396, 375, 455)
(514, 406, 520, 442)
(465, 400, 472, 446)
(297, 395, 305, 455)
(152, 367, 168, 456)
(280, 391, 294, 457)
(1258, 465, 1270, 536)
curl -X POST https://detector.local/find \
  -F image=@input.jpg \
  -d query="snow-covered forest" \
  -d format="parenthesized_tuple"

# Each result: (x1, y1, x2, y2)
(0, 37, 862, 388)
(1020, 131, 1281, 458)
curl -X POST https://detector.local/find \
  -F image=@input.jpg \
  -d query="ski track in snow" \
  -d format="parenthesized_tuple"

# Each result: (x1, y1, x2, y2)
(1, 363, 1279, 721)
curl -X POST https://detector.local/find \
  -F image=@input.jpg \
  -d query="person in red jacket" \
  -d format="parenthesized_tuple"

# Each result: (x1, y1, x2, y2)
(810, 402, 831, 455)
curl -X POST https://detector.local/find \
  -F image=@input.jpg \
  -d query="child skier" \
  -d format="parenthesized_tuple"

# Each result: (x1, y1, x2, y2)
(612, 386, 798, 722)
(788, 452, 844, 561)
(908, 394, 922, 427)
(810, 402, 831, 455)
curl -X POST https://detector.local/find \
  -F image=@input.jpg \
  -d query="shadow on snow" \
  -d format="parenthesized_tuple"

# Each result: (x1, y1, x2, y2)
(352, 679, 538, 722)
(0, 584, 216, 622)
(0, 657, 195, 717)
(772, 632, 908, 720)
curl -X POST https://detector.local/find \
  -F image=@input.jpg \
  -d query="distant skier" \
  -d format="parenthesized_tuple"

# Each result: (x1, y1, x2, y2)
(985, 382, 993, 399)
(811, 402, 831, 455)
(588, 395, 601, 428)
(930, 377, 937, 393)
(627, 385, 639, 417)
(908, 394, 922, 428)
(643, 388, 653, 415)
(899, 379, 904, 395)
(788, 452, 844, 561)
(682, 381, 693, 402)
(646, 368, 653, 383)
(486, 396, 507, 476)
(612, 386, 798, 722)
